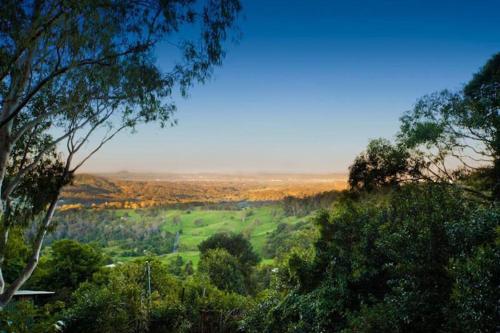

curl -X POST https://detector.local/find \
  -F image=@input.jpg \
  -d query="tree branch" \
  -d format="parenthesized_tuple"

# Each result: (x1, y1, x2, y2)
(0, 42, 153, 129)
(1, 116, 93, 200)
(0, 194, 59, 308)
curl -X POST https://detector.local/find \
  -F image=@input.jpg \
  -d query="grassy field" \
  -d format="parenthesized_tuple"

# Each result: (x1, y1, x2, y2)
(110, 205, 310, 266)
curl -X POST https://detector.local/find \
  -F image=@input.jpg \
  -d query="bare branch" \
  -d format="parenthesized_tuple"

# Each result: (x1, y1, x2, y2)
(1, 116, 94, 200)
(71, 120, 134, 173)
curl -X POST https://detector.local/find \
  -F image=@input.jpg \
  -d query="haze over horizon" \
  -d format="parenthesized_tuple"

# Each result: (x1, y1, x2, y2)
(79, 0, 500, 174)
(83, 169, 349, 176)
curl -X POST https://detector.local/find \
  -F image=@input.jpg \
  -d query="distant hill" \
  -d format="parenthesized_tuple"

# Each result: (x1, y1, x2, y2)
(60, 174, 122, 204)
(60, 172, 347, 208)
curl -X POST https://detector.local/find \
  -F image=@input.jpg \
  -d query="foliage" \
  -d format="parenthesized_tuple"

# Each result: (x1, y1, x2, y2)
(172, 276, 250, 333)
(64, 259, 177, 333)
(240, 290, 281, 333)
(253, 185, 499, 332)
(0, 299, 64, 333)
(6, 185, 499, 332)
(166, 255, 185, 277)
(1, 33, 498, 333)
(63, 259, 250, 333)
(49, 209, 176, 257)
(1, 228, 29, 284)
(349, 53, 499, 200)
(198, 248, 246, 294)
(199, 232, 260, 268)
(199, 232, 261, 294)
(262, 221, 317, 259)
(348, 138, 421, 191)
(35, 240, 104, 292)
(5, 130, 70, 223)
(398, 53, 499, 199)
(47, 205, 305, 263)
(447, 244, 500, 332)
(282, 191, 339, 217)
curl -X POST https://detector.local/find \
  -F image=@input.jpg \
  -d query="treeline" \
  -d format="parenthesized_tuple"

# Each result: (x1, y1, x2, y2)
(48, 209, 175, 257)
(282, 190, 340, 216)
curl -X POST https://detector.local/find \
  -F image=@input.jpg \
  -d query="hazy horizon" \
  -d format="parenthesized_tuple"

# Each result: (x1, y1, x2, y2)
(81, 169, 349, 176)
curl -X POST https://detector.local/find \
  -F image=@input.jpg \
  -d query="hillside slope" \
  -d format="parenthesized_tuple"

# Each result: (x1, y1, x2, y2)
(61, 172, 347, 208)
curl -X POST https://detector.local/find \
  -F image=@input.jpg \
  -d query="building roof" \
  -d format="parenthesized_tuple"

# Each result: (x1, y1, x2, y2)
(14, 290, 55, 296)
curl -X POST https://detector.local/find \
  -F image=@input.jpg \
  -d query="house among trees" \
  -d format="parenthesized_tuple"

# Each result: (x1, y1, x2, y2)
(13, 290, 55, 303)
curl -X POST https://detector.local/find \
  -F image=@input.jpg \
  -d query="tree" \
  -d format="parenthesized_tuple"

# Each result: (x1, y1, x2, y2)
(184, 260, 194, 276)
(348, 138, 421, 191)
(64, 259, 249, 333)
(1, 227, 29, 283)
(0, 0, 241, 307)
(199, 232, 260, 294)
(463, 52, 499, 199)
(398, 53, 499, 199)
(349, 54, 499, 199)
(198, 248, 246, 294)
(64, 260, 165, 333)
(198, 232, 260, 268)
(262, 221, 317, 259)
(258, 185, 499, 332)
(167, 255, 184, 276)
(42, 239, 103, 290)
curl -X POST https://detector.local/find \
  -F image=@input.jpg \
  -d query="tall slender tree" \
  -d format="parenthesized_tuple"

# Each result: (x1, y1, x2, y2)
(0, 0, 241, 307)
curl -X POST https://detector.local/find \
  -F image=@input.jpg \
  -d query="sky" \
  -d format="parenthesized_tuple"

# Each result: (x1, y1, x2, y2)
(81, 0, 500, 174)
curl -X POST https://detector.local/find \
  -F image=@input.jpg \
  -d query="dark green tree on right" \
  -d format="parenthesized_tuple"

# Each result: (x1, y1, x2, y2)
(349, 53, 499, 200)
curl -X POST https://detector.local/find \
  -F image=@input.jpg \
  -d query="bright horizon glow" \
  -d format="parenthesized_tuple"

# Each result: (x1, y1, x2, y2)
(79, 0, 500, 174)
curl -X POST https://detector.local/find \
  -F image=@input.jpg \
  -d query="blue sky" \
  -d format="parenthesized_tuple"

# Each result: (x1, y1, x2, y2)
(82, 0, 500, 173)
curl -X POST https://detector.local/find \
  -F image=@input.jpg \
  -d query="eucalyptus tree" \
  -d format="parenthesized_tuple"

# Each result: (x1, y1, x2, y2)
(0, 0, 241, 307)
(348, 54, 499, 199)
(398, 53, 499, 199)
(348, 138, 422, 192)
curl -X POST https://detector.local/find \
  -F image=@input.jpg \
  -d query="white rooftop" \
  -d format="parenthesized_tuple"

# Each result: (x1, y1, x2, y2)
(14, 290, 55, 296)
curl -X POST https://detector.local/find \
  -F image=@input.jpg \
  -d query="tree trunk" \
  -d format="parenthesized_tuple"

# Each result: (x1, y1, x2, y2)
(0, 106, 13, 201)
(0, 195, 58, 309)
(494, 157, 500, 201)
(0, 101, 14, 296)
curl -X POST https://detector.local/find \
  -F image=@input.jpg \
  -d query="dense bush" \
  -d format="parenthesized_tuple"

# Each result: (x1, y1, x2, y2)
(0, 300, 64, 333)
(247, 185, 499, 332)
(199, 232, 261, 295)
(262, 221, 317, 259)
(198, 232, 260, 268)
(198, 248, 246, 294)
(63, 259, 250, 333)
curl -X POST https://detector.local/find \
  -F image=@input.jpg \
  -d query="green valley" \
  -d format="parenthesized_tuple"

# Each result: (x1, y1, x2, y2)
(50, 203, 317, 267)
